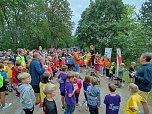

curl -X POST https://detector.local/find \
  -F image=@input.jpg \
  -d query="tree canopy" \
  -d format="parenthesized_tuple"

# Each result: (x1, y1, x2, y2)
(0, 0, 73, 50)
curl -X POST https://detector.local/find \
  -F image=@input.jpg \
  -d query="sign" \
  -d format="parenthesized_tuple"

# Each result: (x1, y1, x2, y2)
(104, 48, 112, 59)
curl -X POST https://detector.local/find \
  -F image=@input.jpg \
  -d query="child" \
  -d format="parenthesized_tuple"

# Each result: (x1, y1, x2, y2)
(124, 83, 142, 114)
(99, 57, 104, 77)
(115, 63, 125, 87)
(17, 72, 35, 114)
(43, 83, 57, 114)
(104, 83, 121, 114)
(86, 77, 100, 114)
(105, 58, 111, 78)
(74, 72, 82, 106)
(109, 62, 116, 80)
(94, 55, 100, 77)
(56, 65, 67, 110)
(129, 62, 136, 83)
(39, 72, 50, 108)
(65, 72, 77, 114)
(6, 61, 13, 92)
(0, 63, 12, 109)
(82, 75, 91, 109)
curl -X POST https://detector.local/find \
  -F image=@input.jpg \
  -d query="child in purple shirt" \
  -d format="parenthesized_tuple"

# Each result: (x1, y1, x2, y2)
(65, 72, 77, 114)
(104, 83, 121, 114)
(56, 65, 67, 110)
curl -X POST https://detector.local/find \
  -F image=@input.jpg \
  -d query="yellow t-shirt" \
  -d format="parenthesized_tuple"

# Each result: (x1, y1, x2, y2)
(39, 82, 46, 103)
(6, 67, 12, 78)
(124, 93, 142, 114)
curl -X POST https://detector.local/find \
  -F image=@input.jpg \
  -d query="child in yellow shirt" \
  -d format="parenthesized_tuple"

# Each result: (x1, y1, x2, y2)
(39, 71, 50, 108)
(6, 61, 13, 92)
(124, 83, 142, 114)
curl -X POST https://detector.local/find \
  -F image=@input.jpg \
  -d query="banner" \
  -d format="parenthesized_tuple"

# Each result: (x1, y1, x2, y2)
(104, 48, 112, 59)
(117, 48, 122, 77)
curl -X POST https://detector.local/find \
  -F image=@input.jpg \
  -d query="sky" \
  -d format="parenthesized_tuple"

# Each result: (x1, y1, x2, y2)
(68, 0, 146, 34)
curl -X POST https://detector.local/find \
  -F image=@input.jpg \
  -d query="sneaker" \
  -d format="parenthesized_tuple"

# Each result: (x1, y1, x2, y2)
(62, 105, 65, 111)
(2, 103, 12, 109)
(35, 101, 40, 105)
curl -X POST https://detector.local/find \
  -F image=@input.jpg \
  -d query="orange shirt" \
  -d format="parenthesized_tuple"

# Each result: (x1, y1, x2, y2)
(100, 60, 104, 67)
(106, 61, 111, 69)
(74, 52, 80, 64)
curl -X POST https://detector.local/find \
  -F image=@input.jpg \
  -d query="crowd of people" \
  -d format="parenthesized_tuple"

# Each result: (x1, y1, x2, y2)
(0, 47, 152, 114)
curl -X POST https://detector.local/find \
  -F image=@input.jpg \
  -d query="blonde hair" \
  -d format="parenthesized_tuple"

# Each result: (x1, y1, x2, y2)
(120, 63, 125, 67)
(74, 72, 79, 78)
(131, 62, 136, 65)
(43, 83, 56, 94)
(18, 72, 30, 81)
(129, 83, 139, 93)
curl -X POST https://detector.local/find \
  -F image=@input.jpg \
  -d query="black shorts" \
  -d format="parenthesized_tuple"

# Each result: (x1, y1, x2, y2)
(61, 92, 65, 97)
(32, 85, 40, 93)
(0, 86, 6, 92)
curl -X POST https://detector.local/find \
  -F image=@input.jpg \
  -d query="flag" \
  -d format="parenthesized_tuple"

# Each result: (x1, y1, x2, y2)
(117, 48, 122, 77)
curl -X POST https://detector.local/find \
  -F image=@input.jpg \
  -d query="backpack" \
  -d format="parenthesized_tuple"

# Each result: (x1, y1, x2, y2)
(0, 72, 4, 88)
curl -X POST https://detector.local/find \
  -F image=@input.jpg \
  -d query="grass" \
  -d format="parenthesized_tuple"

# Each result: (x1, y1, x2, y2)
(123, 71, 152, 103)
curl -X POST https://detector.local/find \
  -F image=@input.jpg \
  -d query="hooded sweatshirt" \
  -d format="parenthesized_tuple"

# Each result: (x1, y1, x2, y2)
(86, 85, 101, 108)
(17, 83, 36, 109)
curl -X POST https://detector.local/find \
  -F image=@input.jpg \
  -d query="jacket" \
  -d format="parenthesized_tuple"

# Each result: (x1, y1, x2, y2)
(29, 59, 45, 85)
(135, 63, 152, 92)
(17, 84, 36, 109)
(86, 85, 100, 108)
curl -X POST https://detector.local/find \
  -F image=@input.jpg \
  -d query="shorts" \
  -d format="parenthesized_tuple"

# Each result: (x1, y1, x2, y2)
(138, 90, 150, 102)
(65, 104, 75, 114)
(61, 92, 65, 97)
(0, 86, 6, 92)
(32, 85, 40, 93)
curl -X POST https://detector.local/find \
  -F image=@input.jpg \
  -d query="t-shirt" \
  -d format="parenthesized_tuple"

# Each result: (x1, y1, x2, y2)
(104, 94, 121, 114)
(43, 98, 57, 114)
(16, 55, 26, 66)
(124, 93, 142, 114)
(58, 72, 67, 93)
(65, 81, 76, 106)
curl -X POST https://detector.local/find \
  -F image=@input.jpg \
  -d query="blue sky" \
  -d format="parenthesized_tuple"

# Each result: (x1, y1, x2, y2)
(68, 0, 146, 33)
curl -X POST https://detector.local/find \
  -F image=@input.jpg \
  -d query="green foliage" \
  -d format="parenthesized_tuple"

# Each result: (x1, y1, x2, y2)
(76, 0, 152, 64)
(0, 0, 73, 50)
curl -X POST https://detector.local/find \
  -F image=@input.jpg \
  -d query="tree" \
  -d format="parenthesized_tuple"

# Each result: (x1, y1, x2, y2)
(0, 0, 73, 50)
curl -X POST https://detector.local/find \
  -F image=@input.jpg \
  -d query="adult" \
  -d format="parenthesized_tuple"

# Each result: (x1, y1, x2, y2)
(74, 49, 81, 73)
(90, 45, 96, 66)
(134, 52, 152, 114)
(29, 53, 45, 105)
(16, 49, 26, 67)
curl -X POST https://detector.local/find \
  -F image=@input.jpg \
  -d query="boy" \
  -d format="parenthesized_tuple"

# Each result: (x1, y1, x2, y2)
(65, 72, 77, 114)
(56, 65, 67, 110)
(129, 62, 136, 83)
(0, 63, 12, 109)
(104, 83, 121, 114)
(17, 73, 35, 114)
(124, 83, 142, 114)
(115, 63, 125, 87)
(86, 77, 101, 114)
(43, 83, 57, 114)
(109, 62, 115, 80)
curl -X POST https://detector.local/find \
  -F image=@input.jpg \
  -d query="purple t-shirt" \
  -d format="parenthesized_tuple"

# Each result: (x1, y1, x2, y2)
(58, 72, 67, 93)
(65, 81, 76, 106)
(83, 81, 91, 92)
(104, 94, 121, 114)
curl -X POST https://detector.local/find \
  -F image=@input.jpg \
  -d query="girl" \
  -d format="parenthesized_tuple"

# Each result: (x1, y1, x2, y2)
(129, 62, 136, 83)
(74, 72, 82, 106)
(39, 72, 50, 108)
(94, 55, 100, 77)
(83, 75, 91, 109)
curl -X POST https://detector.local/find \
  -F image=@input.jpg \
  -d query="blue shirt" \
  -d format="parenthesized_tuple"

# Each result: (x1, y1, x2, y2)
(29, 59, 45, 85)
